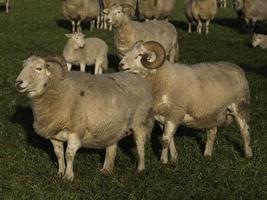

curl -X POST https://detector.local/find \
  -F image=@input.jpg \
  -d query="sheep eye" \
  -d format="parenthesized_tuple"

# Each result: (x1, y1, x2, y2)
(35, 67, 42, 71)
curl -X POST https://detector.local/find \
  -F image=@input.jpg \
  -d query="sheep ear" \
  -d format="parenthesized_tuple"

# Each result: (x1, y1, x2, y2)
(65, 34, 72, 38)
(45, 63, 52, 76)
(103, 8, 111, 15)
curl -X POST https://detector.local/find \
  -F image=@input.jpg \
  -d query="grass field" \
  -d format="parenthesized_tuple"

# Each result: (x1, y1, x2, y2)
(1, 0, 267, 199)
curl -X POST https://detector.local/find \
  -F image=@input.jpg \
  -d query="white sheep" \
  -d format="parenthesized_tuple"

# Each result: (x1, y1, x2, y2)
(138, 0, 176, 20)
(63, 32, 108, 74)
(15, 54, 154, 180)
(185, 0, 218, 34)
(104, 5, 179, 61)
(102, 0, 137, 31)
(119, 41, 252, 164)
(252, 33, 267, 49)
(63, 0, 101, 32)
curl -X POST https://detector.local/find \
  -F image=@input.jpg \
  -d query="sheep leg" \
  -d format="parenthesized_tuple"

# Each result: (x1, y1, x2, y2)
(6, 0, 9, 13)
(109, 24, 112, 31)
(204, 127, 217, 156)
(71, 20, 76, 33)
(51, 139, 65, 176)
(160, 121, 177, 164)
(90, 20, 95, 31)
(101, 143, 117, 175)
(169, 138, 177, 162)
(77, 20, 82, 33)
(188, 21, 192, 33)
(103, 14, 108, 30)
(67, 63, 72, 71)
(197, 20, 202, 34)
(205, 20, 210, 35)
(80, 63, 86, 72)
(63, 134, 81, 181)
(230, 104, 253, 157)
(96, 15, 101, 29)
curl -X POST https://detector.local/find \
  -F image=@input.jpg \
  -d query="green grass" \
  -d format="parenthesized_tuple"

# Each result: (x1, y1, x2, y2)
(1, 1, 267, 199)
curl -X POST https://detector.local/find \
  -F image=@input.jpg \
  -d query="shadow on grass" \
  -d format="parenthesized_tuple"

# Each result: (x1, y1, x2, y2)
(57, 19, 72, 32)
(240, 63, 267, 77)
(213, 18, 248, 33)
(0, 5, 6, 11)
(170, 20, 188, 32)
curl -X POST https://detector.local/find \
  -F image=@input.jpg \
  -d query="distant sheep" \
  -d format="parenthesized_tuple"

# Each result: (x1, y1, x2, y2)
(63, 0, 101, 32)
(252, 33, 267, 49)
(104, 5, 179, 61)
(138, 0, 176, 20)
(120, 41, 253, 163)
(15, 55, 154, 180)
(185, 0, 218, 34)
(63, 33, 108, 74)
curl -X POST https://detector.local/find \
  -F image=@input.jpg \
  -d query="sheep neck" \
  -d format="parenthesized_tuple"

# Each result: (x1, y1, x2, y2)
(30, 81, 73, 139)
(63, 40, 81, 63)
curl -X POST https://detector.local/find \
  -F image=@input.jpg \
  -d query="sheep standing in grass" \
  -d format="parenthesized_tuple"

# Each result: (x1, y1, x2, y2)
(138, 0, 176, 20)
(120, 41, 252, 164)
(104, 5, 179, 61)
(185, 0, 217, 34)
(63, 32, 108, 74)
(15, 55, 154, 180)
(63, 0, 101, 32)
(252, 33, 267, 49)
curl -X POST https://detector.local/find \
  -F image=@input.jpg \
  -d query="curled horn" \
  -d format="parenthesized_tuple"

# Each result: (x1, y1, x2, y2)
(141, 41, 166, 69)
(42, 54, 68, 79)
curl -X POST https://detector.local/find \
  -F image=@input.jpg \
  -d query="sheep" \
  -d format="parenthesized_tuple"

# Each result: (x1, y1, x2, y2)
(15, 54, 154, 180)
(102, 0, 137, 31)
(185, 0, 218, 34)
(119, 41, 253, 164)
(63, 32, 108, 74)
(233, 0, 244, 20)
(138, 0, 176, 20)
(252, 33, 267, 49)
(63, 0, 101, 33)
(233, 0, 267, 29)
(104, 5, 179, 61)
(0, 0, 9, 13)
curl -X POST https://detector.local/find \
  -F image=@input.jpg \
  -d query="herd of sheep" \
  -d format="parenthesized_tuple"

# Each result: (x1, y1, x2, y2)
(4, 0, 265, 181)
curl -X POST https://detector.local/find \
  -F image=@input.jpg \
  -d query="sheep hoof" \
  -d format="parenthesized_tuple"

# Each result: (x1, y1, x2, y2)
(63, 173, 74, 181)
(204, 151, 212, 157)
(100, 168, 112, 176)
(245, 148, 253, 158)
(57, 171, 65, 177)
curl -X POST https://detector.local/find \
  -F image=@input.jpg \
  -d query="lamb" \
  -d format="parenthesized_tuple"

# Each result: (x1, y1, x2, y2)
(63, 32, 108, 74)
(104, 5, 179, 61)
(102, 0, 137, 31)
(138, 0, 176, 20)
(63, 0, 101, 32)
(119, 41, 252, 164)
(252, 33, 267, 49)
(185, 0, 218, 34)
(15, 54, 154, 180)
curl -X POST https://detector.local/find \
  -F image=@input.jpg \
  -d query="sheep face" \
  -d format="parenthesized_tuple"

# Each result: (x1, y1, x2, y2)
(120, 41, 166, 74)
(252, 34, 264, 48)
(65, 33, 86, 50)
(233, 0, 243, 11)
(15, 56, 51, 98)
(105, 6, 126, 27)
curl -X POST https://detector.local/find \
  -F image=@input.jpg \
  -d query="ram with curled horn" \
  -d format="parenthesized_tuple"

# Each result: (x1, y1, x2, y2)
(120, 41, 253, 164)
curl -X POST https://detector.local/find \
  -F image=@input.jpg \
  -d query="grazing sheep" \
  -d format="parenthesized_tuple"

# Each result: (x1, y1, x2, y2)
(185, 0, 218, 34)
(102, 0, 137, 31)
(63, 0, 101, 32)
(252, 33, 267, 49)
(119, 41, 252, 164)
(15, 55, 154, 180)
(63, 33, 108, 74)
(138, 0, 176, 20)
(104, 5, 179, 61)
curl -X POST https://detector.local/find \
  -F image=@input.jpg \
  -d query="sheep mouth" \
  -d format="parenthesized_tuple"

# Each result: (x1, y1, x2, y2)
(16, 87, 28, 93)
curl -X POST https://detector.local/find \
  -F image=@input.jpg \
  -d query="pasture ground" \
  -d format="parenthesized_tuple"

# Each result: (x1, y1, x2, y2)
(0, 1, 267, 199)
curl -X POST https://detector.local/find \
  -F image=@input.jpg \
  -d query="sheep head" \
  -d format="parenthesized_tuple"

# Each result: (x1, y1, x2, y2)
(15, 55, 68, 98)
(104, 5, 128, 27)
(65, 32, 86, 49)
(119, 41, 166, 75)
(251, 33, 264, 48)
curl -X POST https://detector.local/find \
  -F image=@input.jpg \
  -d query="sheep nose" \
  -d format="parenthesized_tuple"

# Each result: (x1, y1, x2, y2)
(15, 79, 23, 87)
(118, 62, 124, 70)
